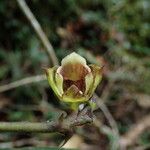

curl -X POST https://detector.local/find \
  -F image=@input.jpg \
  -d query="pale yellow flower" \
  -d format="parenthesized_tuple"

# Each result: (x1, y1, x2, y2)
(46, 52, 102, 110)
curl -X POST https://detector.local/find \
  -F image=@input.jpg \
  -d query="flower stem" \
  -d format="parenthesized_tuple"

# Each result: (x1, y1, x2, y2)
(0, 122, 60, 133)
(0, 116, 92, 133)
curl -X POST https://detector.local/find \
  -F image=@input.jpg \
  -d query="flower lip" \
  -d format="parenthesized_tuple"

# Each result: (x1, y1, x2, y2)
(63, 84, 83, 97)
(63, 78, 85, 93)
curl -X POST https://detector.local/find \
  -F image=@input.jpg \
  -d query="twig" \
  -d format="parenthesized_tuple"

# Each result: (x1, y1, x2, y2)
(119, 115, 150, 148)
(94, 94, 120, 150)
(0, 138, 46, 149)
(132, 144, 150, 150)
(0, 74, 46, 93)
(0, 117, 92, 133)
(0, 122, 61, 133)
(1, 0, 59, 92)
(16, 0, 58, 66)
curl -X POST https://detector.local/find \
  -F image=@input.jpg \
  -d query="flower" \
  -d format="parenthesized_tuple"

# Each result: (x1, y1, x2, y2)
(45, 52, 102, 110)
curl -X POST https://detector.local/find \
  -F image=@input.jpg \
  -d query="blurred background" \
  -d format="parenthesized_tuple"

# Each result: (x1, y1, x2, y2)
(0, 0, 150, 150)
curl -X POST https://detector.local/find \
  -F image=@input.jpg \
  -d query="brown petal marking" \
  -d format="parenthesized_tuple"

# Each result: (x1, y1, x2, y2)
(60, 63, 89, 81)
(63, 79, 85, 93)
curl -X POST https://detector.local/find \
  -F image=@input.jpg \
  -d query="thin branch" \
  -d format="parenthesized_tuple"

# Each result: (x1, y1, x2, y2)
(0, 74, 46, 93)
(1, 0, 59, 92)
(0, 122, 56, 133)
(16, 0, 59, 66)
(94, 94, 120, 150)
(119, 115, 150, 148)
(0, 138, 47, 149)
(0, 117, 92, 133)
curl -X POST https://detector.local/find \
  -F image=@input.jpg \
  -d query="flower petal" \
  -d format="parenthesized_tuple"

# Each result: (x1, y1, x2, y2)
(45, 67, 62, 99)
(87, 64, 102, 98)
(55, 68, 64, 96)
(62, 85, 87, 102)
(60, 52, 90, 81)
(61, 52, 87, 67)
(84, 72, 94, 95)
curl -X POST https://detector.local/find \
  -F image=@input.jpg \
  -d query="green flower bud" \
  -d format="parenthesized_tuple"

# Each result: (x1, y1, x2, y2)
(45, 52, 102, 110)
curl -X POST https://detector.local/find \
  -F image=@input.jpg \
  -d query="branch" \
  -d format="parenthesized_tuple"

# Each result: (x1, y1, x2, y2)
(119, 115, 150, 148)
(0, 138, 46, 149)
(16, 0, 58, 66)
(0, 117, 92, 133)
(94, 94, 120, 150)
(1, 0, 60, 92)
(0, 74, 46, 93)
(0, 122, 57, 133)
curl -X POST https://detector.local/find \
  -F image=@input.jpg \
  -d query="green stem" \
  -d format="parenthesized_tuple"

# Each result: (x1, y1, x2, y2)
(0, 116, 92, 133)
(0, 122, 60, 133)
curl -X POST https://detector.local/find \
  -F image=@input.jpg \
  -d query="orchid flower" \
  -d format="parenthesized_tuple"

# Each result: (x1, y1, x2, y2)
(46, 52, 102, 110)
